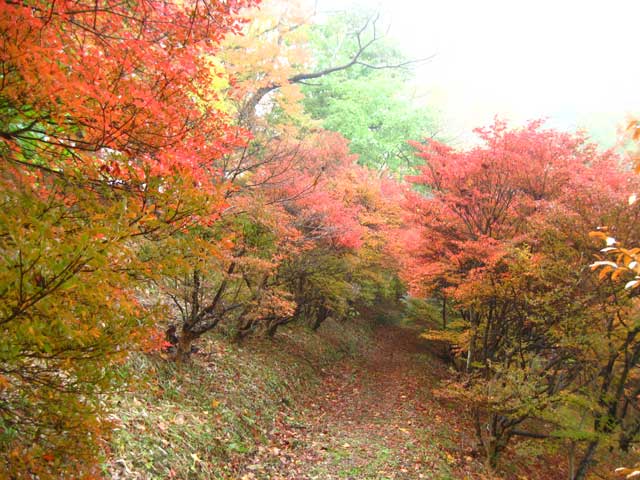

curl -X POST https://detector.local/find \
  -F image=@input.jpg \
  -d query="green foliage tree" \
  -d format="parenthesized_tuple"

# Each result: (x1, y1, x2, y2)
(0, 168, 153, 476)
(302, 10, 440, 174)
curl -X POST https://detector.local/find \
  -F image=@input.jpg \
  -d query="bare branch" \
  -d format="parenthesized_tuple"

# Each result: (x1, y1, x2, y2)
(355, 54, 436, 70)
(238, 12, 434, 124)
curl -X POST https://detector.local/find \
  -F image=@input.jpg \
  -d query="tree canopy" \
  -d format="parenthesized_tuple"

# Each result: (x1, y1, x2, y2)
(0, 1, 637, 479)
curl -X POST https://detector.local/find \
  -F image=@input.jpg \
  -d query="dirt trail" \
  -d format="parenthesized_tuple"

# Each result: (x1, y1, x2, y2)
(239, 324, 481, 479)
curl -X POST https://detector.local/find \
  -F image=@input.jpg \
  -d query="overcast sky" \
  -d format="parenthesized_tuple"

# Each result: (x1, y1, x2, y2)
(317, 0, 640, 146)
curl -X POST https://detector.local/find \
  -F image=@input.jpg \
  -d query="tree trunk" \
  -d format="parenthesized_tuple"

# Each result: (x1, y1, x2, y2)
(568, 441, 575, 480)
(572, 440, 598, 480)
(442, 295, 447, 329)
(467, 320, 478, 372)
(234, 317, 255, 342)
(473, 409, 510, 470)
(312, 305, 329, 331)
(619, 421, 640, 452)
(266, 321, 280, 338)
(176, 331, 196, 363)
(486, 414, 506, 469)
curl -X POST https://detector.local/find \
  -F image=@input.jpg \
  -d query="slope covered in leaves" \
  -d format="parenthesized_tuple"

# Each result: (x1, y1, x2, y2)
(105, 317, 628, 480)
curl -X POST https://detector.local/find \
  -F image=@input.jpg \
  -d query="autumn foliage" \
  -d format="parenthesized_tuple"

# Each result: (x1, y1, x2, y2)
(0, 0, 256, 476)
(403, 120, 640, 478)
(2, 0, 638, 478)
(0, 0, 414, 475)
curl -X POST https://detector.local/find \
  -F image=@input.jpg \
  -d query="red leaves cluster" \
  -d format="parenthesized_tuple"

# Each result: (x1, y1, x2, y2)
(1, 0, 257, 195)
(402, 119, 631, 298)
(248, 130, 402, 253)
(0, 1, 262, 477)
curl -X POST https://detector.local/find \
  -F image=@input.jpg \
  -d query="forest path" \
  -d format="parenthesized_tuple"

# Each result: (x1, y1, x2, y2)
(238, 324, 481, 479)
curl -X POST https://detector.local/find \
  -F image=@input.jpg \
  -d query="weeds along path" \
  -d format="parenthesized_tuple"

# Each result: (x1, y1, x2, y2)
(239, 324, 483, 479)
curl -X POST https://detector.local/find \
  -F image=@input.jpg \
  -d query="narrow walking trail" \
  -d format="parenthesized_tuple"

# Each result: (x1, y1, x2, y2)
(239, 324, 483, 479)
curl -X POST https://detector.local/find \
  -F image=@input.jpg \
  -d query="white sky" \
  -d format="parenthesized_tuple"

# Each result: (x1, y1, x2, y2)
(317, 0, 640, 146)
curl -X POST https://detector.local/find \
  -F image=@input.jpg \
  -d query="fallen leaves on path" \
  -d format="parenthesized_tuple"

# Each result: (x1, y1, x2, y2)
(237, 325, 485, 480)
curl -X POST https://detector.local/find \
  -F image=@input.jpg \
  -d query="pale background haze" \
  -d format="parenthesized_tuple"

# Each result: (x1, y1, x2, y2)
(316, 0, 640, 146)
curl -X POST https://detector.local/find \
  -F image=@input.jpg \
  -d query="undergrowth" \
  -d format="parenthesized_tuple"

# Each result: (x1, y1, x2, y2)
(104, 318, 374, 479)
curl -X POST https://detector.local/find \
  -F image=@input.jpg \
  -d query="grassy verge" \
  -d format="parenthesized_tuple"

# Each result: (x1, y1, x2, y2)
(103, 318, 374, 479)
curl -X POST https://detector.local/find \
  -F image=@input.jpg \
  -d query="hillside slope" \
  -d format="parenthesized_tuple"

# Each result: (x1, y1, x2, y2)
(106, 320, 604, 480)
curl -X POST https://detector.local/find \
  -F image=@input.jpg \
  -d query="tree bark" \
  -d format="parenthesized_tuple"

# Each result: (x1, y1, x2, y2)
(442, 294, 447, 329)
(572, 440, 598, 480)
(175, 330, 196, 363)
(467, 319, 478, 372)
(312, 305, 329, 331)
